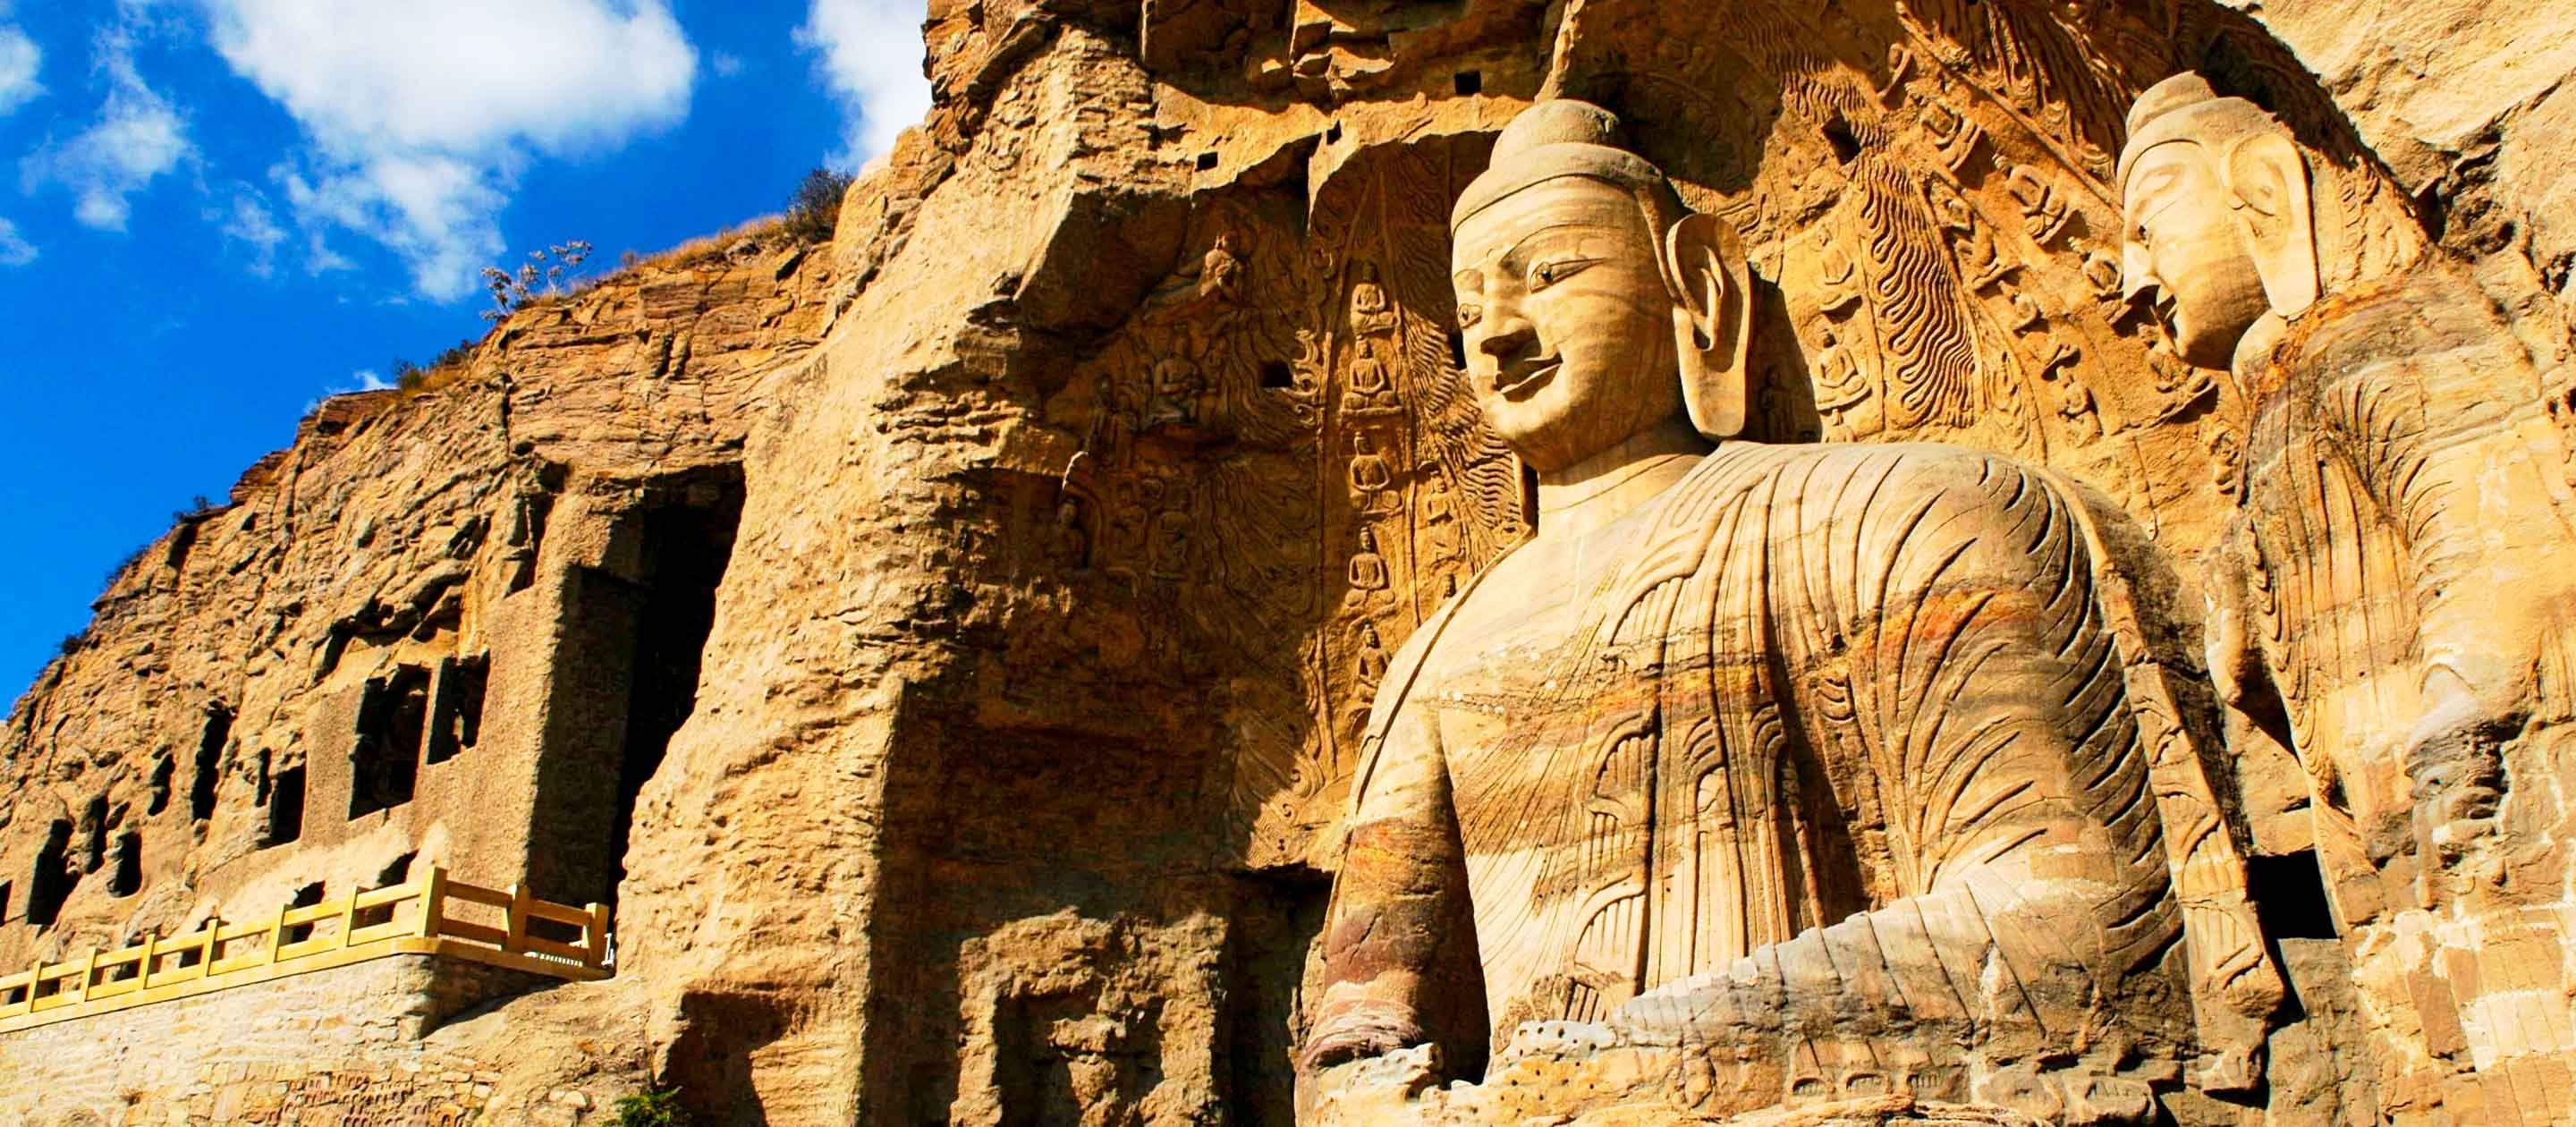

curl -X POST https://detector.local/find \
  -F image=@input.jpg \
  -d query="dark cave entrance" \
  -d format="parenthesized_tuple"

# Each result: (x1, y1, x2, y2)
(25, 819, 74, 928)
(529, 472, 742, 928)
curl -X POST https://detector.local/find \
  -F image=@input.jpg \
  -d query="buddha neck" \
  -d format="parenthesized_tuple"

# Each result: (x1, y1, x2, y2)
(1533, 414, 1713, 543)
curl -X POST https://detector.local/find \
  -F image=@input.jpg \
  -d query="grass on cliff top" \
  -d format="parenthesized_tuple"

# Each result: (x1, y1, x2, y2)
(352, 167, 853, 413)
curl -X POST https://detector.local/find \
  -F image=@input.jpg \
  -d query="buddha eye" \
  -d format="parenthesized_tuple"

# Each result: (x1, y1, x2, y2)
(1528, 256, 1597, 290)
(1456, 303, 1482, 330)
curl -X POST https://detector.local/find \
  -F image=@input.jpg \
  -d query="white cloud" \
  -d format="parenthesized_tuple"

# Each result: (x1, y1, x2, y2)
(214, 186, 284, 275)
(19, 23, 191, 232)
(797, 0, 930, 168)
(711, 50, 743, 78)
(0, 216, 35, 267)
(197, 0, 699, 299)
(0, 22, 41, 115)
(305, 367, 394, 411)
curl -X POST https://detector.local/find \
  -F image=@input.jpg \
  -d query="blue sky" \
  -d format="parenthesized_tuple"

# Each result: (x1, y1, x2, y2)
(0, 0, 930, 699)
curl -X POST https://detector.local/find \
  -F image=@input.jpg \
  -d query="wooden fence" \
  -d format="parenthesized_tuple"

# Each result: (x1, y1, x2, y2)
(0, 867, 609, 1034)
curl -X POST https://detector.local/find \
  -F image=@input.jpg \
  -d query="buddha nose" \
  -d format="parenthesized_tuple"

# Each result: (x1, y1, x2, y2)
(2120, 241, 2157, 304)
(1479, 316, 1538, 364)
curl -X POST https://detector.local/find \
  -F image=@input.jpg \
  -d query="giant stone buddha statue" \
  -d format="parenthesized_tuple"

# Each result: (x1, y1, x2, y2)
(1301, 99, 2281, 1123)
(2120, 73, 2576, 910)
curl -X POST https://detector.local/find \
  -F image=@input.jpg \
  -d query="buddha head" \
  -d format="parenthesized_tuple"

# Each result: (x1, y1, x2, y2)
(2118, 73, 2318, 369)
(1450, 100, 1751, 471)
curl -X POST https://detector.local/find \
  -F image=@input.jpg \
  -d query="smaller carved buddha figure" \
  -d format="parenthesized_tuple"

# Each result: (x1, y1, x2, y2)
(1354, 622, 1390, 687)
(1343, 342, 1402, 416)
(1346, 529, 1390, 597)
(1199, 233, 1242, 302)
(1146, 355, 1203, 430)
(1347, 432, 1395, 511)
(2120, 73, 2576, 899)
(1349, 261, 1399, 336)
(1148, 506, 1193, 580)
(1054, 497, 1090, 571)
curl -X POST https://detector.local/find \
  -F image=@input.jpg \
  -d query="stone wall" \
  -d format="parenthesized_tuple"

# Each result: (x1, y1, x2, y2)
(0, 954, 631, 1125)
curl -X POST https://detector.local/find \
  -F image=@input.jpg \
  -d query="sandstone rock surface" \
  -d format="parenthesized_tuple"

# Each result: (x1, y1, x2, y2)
(2, 1, 2573, 1123)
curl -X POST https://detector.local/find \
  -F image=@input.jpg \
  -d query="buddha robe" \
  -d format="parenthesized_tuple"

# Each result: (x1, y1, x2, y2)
(1311, 440, 2278, 1107)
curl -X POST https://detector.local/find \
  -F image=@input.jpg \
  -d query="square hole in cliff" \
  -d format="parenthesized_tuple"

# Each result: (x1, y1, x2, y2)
(352, 852, 416, 929)
(2249, 849, 2338, 940)
(350, 665, 428, 818)
(424, 656, 487, 766)
(264, 766, 305, 846)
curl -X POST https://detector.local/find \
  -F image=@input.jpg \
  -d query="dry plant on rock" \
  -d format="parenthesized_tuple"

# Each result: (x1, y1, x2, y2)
(481, 242, 595, 321)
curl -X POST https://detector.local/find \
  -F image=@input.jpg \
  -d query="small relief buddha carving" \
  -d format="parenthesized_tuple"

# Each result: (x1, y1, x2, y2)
(1346, 529, 1389, 596)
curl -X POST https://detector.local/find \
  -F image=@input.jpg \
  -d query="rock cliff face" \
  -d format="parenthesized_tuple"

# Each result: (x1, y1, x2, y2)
(4, 1, 2575, 1124)
(0, 229, 838, 1119)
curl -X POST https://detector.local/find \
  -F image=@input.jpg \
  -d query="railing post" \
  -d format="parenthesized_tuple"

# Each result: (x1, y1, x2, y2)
(417, 867, 446, 940)
(74, 949, 97, 1004)
(583, 902, 609, 967)
(504, 883, 530, 954)
(267, 904, 289, 964)
(21, 958, 40, 1012)
(336, 890, 360, 949)
(138, 932, 159, 988)
(196, 918, 219, 979)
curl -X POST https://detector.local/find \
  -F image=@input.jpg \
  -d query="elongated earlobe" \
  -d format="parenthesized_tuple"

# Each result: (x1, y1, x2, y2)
(1661, 212, 1753, 439)
(2222, 132, 2318, 318)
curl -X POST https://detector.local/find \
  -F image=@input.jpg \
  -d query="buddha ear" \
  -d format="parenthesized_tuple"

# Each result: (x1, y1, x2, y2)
(1660, 211, 1753, 439)
(2220, 132, 2319, 318)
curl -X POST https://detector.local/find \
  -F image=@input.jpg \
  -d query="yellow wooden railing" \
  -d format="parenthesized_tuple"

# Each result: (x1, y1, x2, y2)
(0, 867, 609, 1035)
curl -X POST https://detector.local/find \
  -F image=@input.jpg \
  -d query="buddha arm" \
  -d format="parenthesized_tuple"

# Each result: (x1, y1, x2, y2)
(1595, 855, 2175, 1116)
(1306, 681, 1487, 1076)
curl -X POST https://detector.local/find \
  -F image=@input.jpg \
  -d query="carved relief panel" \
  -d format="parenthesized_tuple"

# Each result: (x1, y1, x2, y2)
(1540, 0, 2306, 567)
(1035, 138, 1527, 863)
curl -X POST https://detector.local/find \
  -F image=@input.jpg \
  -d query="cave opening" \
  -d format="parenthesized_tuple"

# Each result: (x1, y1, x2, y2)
(281, 881, 324, 945)
(425, 655, 487, 766)
(350, 665, 428, 818)
(109, 831, 141, 897)
(355, 852, 418, 928)
(529, 473, 742, 919)
(265, 766, 305, 846)
(2249, 848, 2338, 940)
(191, 706, 230, 820)
(80, 796, 107, 873)
(26, 819, 73, 928)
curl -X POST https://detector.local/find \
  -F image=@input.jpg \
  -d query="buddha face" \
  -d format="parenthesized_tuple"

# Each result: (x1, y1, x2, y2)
(2120, 140, 2274, 369)
(1452, 176, 1684, 472)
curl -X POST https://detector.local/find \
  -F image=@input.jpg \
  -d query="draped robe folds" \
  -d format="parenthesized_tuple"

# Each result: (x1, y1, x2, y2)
(1312, 440, 2279, 1106)
(2222, 261, 2576, 885)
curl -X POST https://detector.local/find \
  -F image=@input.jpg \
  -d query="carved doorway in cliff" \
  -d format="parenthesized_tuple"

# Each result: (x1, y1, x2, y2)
(527, 469, 743, 926)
